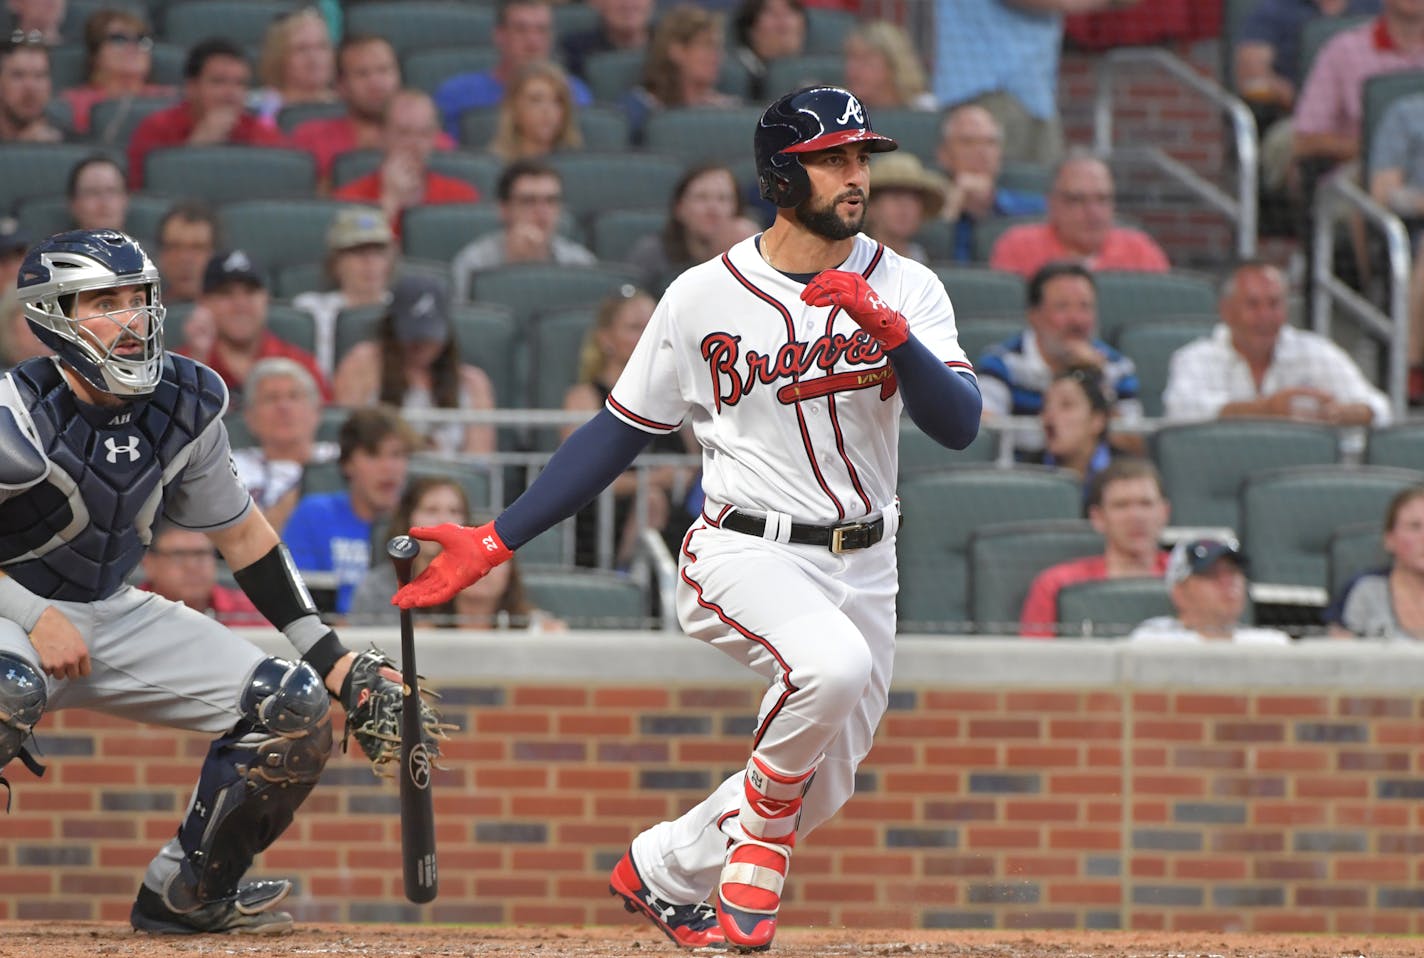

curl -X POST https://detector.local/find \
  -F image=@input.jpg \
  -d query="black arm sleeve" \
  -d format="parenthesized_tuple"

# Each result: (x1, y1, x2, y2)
(887, 335, 982, 450)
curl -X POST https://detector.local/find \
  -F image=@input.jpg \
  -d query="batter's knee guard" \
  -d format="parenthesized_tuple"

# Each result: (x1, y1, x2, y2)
(716, 753, 818, 951)
(162, 657, 331, 910)
(0, 653, 46, 807)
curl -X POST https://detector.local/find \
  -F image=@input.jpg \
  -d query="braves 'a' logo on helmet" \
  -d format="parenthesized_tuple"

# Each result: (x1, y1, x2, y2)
(836, 94, 865, 126)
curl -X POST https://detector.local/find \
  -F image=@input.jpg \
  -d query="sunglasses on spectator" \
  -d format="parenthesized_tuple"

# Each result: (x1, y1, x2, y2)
(105, 32, 154, 50)
(9, 29, 47, 46)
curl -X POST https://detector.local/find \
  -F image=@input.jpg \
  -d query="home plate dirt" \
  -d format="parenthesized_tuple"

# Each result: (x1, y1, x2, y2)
(0, 923, 1418, 957)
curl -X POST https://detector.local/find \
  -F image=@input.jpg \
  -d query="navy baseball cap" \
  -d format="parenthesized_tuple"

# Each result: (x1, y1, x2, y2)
(389, 274, 450, 344)
(202, 249, 264, 294)
(1166, 537, 1246, 587)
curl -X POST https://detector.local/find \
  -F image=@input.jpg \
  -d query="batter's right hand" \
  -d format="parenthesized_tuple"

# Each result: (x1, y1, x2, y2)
(392, 521, 513, 609)
(29, 607, 90, 680)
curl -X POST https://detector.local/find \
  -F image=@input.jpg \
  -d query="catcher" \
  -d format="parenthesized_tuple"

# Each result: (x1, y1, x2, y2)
(0, 228, 445, 935)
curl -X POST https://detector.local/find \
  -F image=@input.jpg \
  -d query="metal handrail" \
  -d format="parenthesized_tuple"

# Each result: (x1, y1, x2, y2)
(1093, 47, 1259, 260)
(1309, 175, 1412, 418)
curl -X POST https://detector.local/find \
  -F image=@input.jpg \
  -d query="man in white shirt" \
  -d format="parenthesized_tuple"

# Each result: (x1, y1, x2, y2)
(1129, 536, 1292, 645)
(1163, 260, 1391, 425)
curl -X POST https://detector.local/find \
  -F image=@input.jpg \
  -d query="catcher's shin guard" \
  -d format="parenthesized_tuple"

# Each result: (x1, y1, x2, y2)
(716, 754, 817, 951)
(153, 657, 331, 912)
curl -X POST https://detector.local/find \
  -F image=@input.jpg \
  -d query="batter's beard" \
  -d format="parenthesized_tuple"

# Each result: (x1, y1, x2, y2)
(795, 191, 865, 241)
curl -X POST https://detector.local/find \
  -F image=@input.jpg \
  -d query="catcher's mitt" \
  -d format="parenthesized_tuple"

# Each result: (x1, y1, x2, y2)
(340, 647, 453, 776)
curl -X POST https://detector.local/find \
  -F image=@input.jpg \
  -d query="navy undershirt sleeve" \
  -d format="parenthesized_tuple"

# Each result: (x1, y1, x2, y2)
(887, 335, 982, 450)
(493, 408, 657, 550)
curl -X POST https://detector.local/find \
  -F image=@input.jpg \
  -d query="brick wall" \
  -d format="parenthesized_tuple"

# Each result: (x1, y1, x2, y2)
(4, 634, 1424, 933)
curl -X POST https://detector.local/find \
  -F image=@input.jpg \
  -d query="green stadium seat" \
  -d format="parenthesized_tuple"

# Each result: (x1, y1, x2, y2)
(266, 303, 316, 354)
(1150, 419, 1340, 531)
(406, 455, 496, 513)
(405, 47, 498, 98)
(1299, 15, 1373, 87)
(527, 305, 596, 412)
(1363, 72, 1424, 177)
(331, 303, 384, 367)
(402, 203, 502, 263)
(1055, 577, 1175, 638)
(584, 49, 643, 103)
(1093, 270, 1217, 346)
(458, 103, 630, 151)
(1241, 465, 1424, 590)
(803, 7, 857, 54)
(547, 152, 683, 218)
(871, 109, 941, 167)
(956, 317, 1022, 365)
(553, 2, 599, 40)
(763, 54, 843, 93)
(162, 0, 298, 49)
(275, 100, 347, 135)
(344, 2, 495, 55)
(520, 566, 648, 629)
(466, 262, 637, 325)
(14, 192, 169, 245)
(149, 42, 186, 86)
(273, 261, 326, 300)
(898, 417, 999, 476)
(144, 146, 316, 204)
(969, 519, 1105, 634)
(452, 303, 521, 410)
(1366, 422, 1424, 471)
(897, 465, 1082, 632)
(87, 95, 176, 149)
(998, 161, 1052, 197)
(643, 107, 766, 165)
(1115, 316, 1215, 418)
(1327, 520, 1389, 602)
(220, 198, 348, 274)
(932, 266, 1024, 322)
(46, 45, 87, 92)
(591, 208, 664, 264)
(973, 214, 1039, 262)
(0, 143, 114, 215)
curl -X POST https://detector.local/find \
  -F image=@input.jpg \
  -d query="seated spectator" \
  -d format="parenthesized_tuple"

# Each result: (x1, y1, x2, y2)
(333, 88, 480, 237)
(1368, 91, 1424, 396)
(1234, 0, 1380, 195)
(283, 404, 416, 616)
(62, 7, 174, 136)
(843, 21, 935, 111)
(622, 5, 740, 145)
(560, 0, 654, 81)
(935, 104, 1047, 263)
(564, 286, 699, 568)
(127, 38, 288, 189)
(290, 35, 457, 190)
(0, 286, 49, 369)
(487, 60, 583, 164)
(292, 205, 396, 375)
(250, 7, 336, 123)
(154, 199, 218, 305)
(1163, 259, 1390, 424)
(333, 275, 496, 456)
(731, 0, 806, 100)
(179, 249, 331, 403)
(0, 32, 63, 142)
(138, 525, 265, 627)
(451, 159, 595, 299)
(976, 261, 1142, 451)
(863, 153, 946, 265)
(1328, 485, 1424, 639)
(1292, 0, 1424, 178)
(347, 477, 561, 630)
(66, 153, 127, 232)
(1128, 537, 1292, 644)
(1020, 458, 1171, 637)
(1025, 366, 1121, 501)
(434, 0, 593, 140)
(989, 151, 1169, 278)
(6, 0, 64, 46)
(230, 357, 340, 533)
(625, 162, 753, 292)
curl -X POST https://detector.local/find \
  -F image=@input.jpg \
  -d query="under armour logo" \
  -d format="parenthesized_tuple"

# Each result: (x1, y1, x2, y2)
(837, 94, 865, 126)
(104, 435, 140, 463)
(865, 292, 886, 311)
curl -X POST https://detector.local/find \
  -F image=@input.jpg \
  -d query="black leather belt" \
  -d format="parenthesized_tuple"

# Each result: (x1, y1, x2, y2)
(721, 510, 886, 553)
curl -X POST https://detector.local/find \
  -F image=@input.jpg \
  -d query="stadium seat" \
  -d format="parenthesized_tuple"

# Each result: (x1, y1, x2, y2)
(275, 100, 347, 135)
(998, 161, 1053, 197)
(407, 455, 496, 513)
(1055, 577, 1175, 638)
(803, 7, 857, 54)
(763, 54, 843, 93)
(273, 261, 326, 300)
(148, 42, 185, 86)
(547, 152, 684, 219)
(1363, 71, 1424, 177)
(330, 149, 501, 197)
(872, 109, 941, 167)
(144, 146, 316, 205)
(643, 107, 766, 165)
(405, 47, 499, 98)
(553, 2, 599, 40)
(266, 303, 316, 354)
(973, 214, 1039, 262)
(402, 203, 502, 263)
(466, 262, 637, 325)
(1150, 419, 1340, 531)
(220, 198, 349, 274)
(932, 266, 1024, 322)
(162, 0, 299, 49)
(527, 305, 595, 413)
(520, 566, 648, 629)
(458, 103, 630, 152)
(584, 49, 644, 103)
(591, 208, 665, 264)
(14, 192, 168, 244)
(331, 303, 384, 366)
(0, 143, 114, 215)
(1115, 316, 1215, 418)
(956, 317, 1022, 364)
(1326, 520, 1389, 602)
(968, 519, 1104, 634)
(86, 95, 177, 149)
(161, 301, 193, 349)
(897, 465, 1081, 632)
(452, 303, 522, 410)
(1092, 270, 1217, 346)
(516, 521, 579, 566)
(1240, 465, 1424, 590)
(913, 219, 956, 261)
(898, 417, 999, 476)
(1365, 422, 1424, 471)
(344, 2, 495, 55)
(123, 193, 174, 242)
(1298, 15, 1373, 86)
(46, 45, 86, 92)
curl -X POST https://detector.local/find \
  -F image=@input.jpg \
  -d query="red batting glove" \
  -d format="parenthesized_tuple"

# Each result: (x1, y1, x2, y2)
(800, 269, 909, 351)
(391, 521, 513, 609)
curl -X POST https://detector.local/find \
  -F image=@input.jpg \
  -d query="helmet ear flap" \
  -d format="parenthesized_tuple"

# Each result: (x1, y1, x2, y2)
(760, 151, 810, 209)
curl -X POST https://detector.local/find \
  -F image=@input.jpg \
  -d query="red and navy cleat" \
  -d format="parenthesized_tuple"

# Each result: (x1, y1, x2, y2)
(715, 838, 791, 952)
(609, 848, 726, 949)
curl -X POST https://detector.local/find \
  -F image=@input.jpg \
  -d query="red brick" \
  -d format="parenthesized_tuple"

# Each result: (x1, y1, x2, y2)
(840, 798, 916, 821)
(1335, 858, 1409, 881)
(56, 763, 137, 785)
(1003, 855, 1077, 877)
(1049, 718, 1121, 740)
(476, 711, 551, 735)
(1002, 800, 1079, 824)
(1173, 858, 1247, 880)
(1254, 748, 1328, 771)
(310, 875, 385, 896)
(1047, 828, 1120, 851)
(1086, 745, 1123, 767)
(1175, 693, 1249, 716)
(1253, 802, 1328, 826)
(475, 766, 548, 788)
(882, 771, 958, 794)
(1047, 772, 1121, 795)
(1337, 804, 1409, 827)
(864, 742, 917, 765)
(1003, 745, 1080, 767)
(510, 794, 584, 817)
(967, 718, 1042, 739)
(1084, 691, 1123, 712)
(1133, 692, 1170, 713)
(1255, 695, 1330, 717)
(476, 876, 549, 897)
(923, 689, 998, 711)
(677, 688, 754, 708)
(1086, 801, 1123, 823)
(798, 880, 878, 903)
(555, 713, 632, 736)
(1004, 691, 1081, 713)
(883, 715, 960, 738)
(880, 881, 959, 905)
(806, 825, 878, 848)
(311, 821, 386, 842)
(101, 737, 178, 757)
(556, 767, 630, 790)
(1132, 774, 1204, 797)
(512, 686, 589, 707)
(512, 848, 586, 871)
(1296, 775, 1368, 799)
(840, 853, 915, 877)
(964, 826, 1040, 849)
(925, 745, 998, 766)
(1130, 857, 1167, 877)
(1048, 881, 1120, 905)
(510, 904, 586, 925)
(1134, 719, 1205, 742)
(592, 688, 669, 708)
(676, 741, 749, 764)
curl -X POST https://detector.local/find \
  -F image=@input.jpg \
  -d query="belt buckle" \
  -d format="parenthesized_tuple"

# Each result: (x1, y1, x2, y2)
(829, 521, 872, 554)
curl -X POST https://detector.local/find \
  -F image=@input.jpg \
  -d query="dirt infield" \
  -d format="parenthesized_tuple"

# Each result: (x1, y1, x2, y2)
(0, 923, 1419, 958)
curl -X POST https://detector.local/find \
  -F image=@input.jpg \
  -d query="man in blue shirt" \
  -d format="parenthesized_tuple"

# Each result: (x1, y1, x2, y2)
(283, 405, 417, 615)
(434, 0, 594, 140)
(934, 104, 1047, 262)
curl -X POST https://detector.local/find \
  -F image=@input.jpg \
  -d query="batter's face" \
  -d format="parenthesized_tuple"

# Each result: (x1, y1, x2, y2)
(795, 143, 872, 241)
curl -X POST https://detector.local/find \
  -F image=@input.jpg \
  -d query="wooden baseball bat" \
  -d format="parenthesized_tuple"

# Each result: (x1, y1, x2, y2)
(387, 535, 438, 904)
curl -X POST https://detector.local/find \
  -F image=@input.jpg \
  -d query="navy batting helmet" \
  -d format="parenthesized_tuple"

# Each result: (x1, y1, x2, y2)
(754, 86, 898, 209)
(17, 229, 165, 397)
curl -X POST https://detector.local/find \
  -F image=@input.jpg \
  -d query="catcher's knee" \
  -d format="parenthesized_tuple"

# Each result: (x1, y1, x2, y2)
(239, 656, 332, 785)
(0, 652, 45, 768)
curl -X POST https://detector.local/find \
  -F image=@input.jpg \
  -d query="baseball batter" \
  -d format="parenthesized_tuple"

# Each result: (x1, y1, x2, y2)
(394, 87, 982, 951)
(0, 229, 443, 935)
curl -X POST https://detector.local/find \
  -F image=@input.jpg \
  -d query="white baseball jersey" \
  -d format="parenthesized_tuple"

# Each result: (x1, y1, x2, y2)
(607, 233, 974, 524)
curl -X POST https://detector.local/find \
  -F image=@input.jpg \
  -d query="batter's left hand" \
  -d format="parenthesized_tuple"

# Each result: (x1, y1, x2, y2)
(392, 522, 512, 609)
(800, 270, 908, 350)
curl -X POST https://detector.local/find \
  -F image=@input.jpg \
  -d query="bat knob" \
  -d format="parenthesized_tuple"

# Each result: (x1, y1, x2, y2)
(387, 535, 420, 562)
